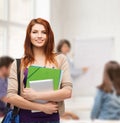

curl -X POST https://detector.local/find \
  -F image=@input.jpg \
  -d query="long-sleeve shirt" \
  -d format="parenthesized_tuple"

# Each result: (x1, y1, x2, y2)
(67, 56, 84, 79)
(0, 78, 7, 99)
(0, 78, 7, 112)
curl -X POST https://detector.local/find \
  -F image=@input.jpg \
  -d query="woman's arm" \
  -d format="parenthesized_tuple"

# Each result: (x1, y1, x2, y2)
(91, 89, 104, 119)
(7, 94, 58, 114)
(22, 87, 72, 102)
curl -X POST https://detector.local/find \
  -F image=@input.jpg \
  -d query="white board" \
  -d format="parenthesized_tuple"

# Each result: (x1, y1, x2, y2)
(73, 37, 115, 96)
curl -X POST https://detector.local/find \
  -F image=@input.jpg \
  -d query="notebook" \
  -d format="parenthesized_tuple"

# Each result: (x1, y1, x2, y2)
(29, 79, 54, 112)
(29, 79, 53, 103)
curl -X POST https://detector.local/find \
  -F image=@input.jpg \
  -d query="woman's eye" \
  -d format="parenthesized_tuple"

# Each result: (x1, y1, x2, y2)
(32, 31, 37, 33)
(42, 31, 47, 34)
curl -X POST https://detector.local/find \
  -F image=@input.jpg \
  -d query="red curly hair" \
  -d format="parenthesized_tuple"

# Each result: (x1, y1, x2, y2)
(22, 18, 57, 68)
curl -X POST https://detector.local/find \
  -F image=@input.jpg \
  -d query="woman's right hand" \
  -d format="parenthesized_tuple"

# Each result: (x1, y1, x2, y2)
(41, 102, 58, 114)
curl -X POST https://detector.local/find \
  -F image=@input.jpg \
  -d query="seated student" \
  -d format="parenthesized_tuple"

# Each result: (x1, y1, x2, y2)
(91, 61, 120, 120)
(0, 56, 14, 117)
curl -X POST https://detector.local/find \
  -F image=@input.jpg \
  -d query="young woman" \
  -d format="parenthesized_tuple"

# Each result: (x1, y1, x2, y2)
(7, 18, 72, 123)
(91, 61, 120, 120)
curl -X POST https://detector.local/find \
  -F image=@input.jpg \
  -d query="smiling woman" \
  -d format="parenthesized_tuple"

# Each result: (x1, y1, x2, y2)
(30, 24, 47, 48)
(7, 18, 72, 123)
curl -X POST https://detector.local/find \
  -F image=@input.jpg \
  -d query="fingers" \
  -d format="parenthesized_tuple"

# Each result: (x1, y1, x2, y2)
(44, 102, 59, 114)
(52, 110, 58, 114)
(48, 110, 58, 114)
(23, 88, 30, 93)
(52, 105, 59, 113)
(51, 101, 57, 103)
(51, 103, 59, 109)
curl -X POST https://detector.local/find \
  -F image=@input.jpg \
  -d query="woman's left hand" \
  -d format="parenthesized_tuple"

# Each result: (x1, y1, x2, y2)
(22, 88, 38, 101)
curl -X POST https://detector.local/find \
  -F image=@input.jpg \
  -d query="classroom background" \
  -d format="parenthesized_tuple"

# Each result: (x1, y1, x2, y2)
(0, 0, 120, 122)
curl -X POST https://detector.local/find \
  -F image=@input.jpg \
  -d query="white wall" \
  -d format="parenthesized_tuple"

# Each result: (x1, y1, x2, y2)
(50, 0, 63, 44)
(50, 0, 120, 61)
(35, 0, 50, 21)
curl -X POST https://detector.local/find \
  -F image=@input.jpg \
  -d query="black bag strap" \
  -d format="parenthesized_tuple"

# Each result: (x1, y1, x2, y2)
(16, 59, 21, 95)
(12, 59, 21, 117)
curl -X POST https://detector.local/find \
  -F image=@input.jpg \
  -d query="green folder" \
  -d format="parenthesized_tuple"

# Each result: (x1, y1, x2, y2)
(26, 66, 62, 90)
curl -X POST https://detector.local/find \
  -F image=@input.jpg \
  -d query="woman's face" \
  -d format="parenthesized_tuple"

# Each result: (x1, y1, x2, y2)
(30, 24, 47, 48)
(61, 43, 70, 55)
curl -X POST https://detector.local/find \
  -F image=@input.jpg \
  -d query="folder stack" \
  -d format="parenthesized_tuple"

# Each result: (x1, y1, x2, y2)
(26, 66, 62, 90)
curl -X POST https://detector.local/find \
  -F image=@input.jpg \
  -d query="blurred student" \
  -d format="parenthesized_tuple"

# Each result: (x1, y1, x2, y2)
(0, 56, 14, 117)
(91, 61, 120, 120)
(57, 39, 88, 80)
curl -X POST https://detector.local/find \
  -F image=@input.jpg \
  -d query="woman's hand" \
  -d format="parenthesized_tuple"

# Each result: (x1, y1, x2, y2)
(41, 102, 58, 114)
(22, 88, 38, 101)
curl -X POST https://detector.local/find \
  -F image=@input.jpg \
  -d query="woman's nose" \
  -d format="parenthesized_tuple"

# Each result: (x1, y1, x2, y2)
(38, 33, 42, 37)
